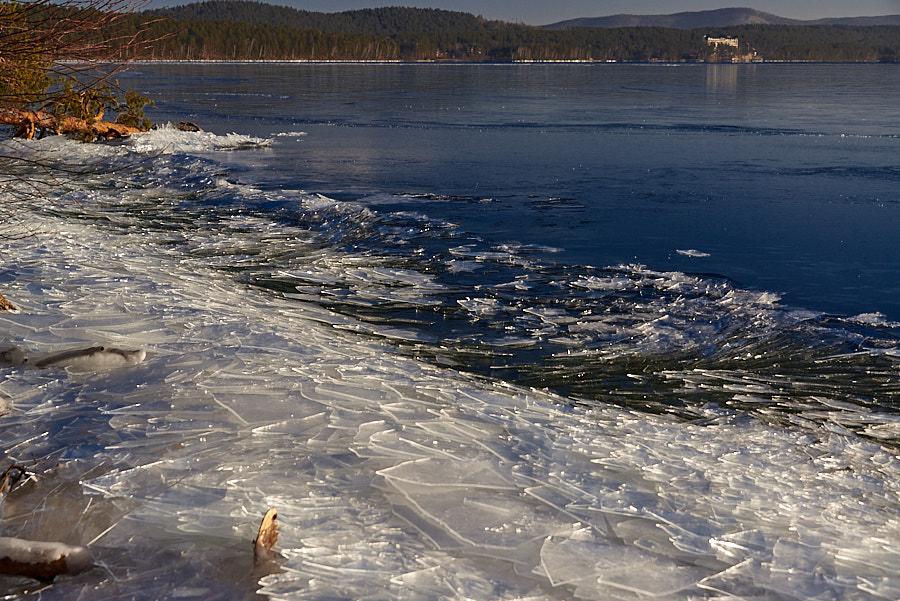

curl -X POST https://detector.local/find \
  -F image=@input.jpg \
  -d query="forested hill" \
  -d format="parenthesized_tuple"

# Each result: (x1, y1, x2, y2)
(112, 1, 900, 62)
(146, 2, 492, 35)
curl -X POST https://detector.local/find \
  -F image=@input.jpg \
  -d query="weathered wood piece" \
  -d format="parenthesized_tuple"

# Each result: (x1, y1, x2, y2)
(253, 507, 279, 564)
(0, 107, 145, 140)
(0, 293, 14, 311)
(0, 537, 92, 581)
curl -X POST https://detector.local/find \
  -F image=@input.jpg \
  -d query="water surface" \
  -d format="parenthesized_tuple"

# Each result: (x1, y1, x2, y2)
(127, 62, 900, 318)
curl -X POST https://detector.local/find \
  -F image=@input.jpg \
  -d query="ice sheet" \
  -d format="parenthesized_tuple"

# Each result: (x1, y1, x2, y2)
(1, 128, 899, 601)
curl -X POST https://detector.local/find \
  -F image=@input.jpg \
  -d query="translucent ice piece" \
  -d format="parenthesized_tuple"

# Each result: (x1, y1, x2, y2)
(598, 559, 707, 597)
(656, 521, 717, 557)
(395, 487, 572, 552)
(767, 540, 829, 598)
(613, 518, 688, 559)
(542, 526, 708, 596)
(378, 458, 518, 490)
(709, 529, 768, 563)
(390, 566, 456, 597)
(858, 576, 900, 599)
(698, 558, 769, 597)
(539, 531, 644, 587)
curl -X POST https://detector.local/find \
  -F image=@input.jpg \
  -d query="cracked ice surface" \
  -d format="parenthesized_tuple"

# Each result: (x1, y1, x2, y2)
(0, 215, 897, 601)
(0, 132, 899, 600)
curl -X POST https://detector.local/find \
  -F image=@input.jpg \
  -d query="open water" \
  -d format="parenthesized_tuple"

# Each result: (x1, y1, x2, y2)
(1, 63, 899, 600)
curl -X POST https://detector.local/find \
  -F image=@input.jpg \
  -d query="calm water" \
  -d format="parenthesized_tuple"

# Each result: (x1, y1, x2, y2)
(125, 62, 900, 318)
(1, 63, 899, 600)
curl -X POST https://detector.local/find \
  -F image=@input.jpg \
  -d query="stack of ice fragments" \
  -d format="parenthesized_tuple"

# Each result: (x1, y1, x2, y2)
(0, 152, 899, 600)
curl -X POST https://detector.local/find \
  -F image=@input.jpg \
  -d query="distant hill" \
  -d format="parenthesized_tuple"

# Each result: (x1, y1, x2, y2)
(544, 7, 900, 29)
(147, 1, 494, 35)
(147, 3, 900, 34)
(115, 1, 900, 63)
(808, 15, 900, 26)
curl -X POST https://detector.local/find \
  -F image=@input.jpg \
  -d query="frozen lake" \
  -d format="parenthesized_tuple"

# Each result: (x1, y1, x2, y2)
(0, 64, 899, 600)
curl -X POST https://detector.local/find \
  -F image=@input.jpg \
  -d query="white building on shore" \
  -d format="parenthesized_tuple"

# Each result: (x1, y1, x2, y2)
(705, 36, 740, 49)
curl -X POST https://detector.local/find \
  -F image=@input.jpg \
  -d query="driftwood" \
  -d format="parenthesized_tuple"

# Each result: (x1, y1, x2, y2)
(253, 507, 279, 564)
(0, 537, 92, 581)
(0, 293, 14, 311)
(0, 467, 92, 581)
(177, 122, 204, 132)
(0, 107, 145, 140)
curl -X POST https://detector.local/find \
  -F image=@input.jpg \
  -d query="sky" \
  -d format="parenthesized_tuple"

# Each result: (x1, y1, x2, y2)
(147, 0, 900, 25)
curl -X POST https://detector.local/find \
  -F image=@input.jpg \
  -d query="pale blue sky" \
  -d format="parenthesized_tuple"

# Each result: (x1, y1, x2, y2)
(147, 1, 900, 25)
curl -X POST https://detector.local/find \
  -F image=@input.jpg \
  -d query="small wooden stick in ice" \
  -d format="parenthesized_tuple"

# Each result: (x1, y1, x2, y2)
(0, 293, 15, 312)
(0, 537, 92, 581)
(253, 507, 278, 563)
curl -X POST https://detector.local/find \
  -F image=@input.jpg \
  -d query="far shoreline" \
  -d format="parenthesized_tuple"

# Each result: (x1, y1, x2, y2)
(125, 59, 898, 65)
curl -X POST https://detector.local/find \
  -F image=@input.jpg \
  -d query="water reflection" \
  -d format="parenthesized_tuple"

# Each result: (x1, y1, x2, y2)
(706, 64, 739, 93)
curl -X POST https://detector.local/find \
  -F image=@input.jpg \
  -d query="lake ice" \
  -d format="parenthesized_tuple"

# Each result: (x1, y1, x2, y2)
(0, 127, 899, 599)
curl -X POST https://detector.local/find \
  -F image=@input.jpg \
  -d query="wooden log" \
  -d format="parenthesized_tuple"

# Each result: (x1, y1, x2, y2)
(177, 121, 203, 132)
(0, 537, 92, 581)
(0, 106, 145, 140)
(253, 507, 279, 564)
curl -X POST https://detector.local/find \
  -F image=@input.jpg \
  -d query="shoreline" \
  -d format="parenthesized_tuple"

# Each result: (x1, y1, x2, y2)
(125, 59, 898, 65)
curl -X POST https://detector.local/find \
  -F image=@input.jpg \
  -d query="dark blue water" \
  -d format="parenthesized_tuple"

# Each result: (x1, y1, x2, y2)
(124, 62, 900, 319)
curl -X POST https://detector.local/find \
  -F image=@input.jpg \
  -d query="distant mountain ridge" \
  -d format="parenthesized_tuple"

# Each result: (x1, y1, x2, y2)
(544, 7, 900, 29)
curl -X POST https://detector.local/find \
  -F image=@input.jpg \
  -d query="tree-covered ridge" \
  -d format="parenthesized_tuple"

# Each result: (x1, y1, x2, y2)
(108, 2, 900, 62)
(147, 1, 492, 35)
(712, 24, 900, 62)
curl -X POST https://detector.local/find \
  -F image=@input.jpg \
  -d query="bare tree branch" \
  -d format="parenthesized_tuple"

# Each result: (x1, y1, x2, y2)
(0, 0, 161, 241)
